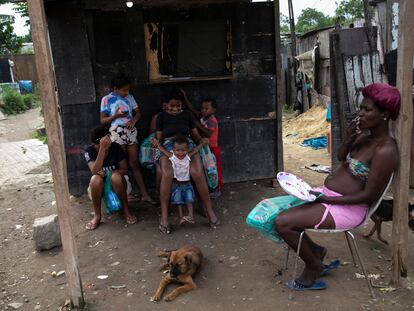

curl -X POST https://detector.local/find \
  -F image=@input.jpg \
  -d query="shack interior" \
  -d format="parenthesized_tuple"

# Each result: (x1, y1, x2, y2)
(43, 0, 280, 195)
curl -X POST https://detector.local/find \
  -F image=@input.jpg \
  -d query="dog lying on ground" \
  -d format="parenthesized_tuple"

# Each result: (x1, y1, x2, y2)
(364, 199, 414, 245)
(152, 245, 203, 302)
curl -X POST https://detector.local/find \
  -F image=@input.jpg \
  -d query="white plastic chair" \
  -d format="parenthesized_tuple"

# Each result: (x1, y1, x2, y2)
(284, 174, 394, 298)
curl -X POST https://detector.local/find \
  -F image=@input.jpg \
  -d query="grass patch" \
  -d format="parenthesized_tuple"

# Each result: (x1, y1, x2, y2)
(0, 85, 41, 115)
(32, 130, 47, 144)
(283, 104, 294, 113)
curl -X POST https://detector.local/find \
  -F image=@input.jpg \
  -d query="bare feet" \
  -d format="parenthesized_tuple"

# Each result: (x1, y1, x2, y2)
(85, 217, 101, 230)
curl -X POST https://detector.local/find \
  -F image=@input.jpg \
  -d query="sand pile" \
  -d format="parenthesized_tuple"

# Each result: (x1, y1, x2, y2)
(283, 105, 330, 143)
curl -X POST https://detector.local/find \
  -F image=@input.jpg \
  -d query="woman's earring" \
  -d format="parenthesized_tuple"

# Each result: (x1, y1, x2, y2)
(383, 117, 387, 121)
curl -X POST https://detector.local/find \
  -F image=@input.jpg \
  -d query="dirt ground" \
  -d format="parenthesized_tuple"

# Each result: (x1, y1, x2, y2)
(1, 109, 414, 311)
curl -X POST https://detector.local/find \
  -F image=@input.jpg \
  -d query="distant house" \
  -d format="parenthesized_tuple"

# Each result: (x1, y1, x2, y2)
(0, 14, 15, 23)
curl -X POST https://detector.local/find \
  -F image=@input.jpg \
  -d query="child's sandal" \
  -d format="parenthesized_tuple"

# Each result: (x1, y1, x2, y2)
(209, 218, 221, 229)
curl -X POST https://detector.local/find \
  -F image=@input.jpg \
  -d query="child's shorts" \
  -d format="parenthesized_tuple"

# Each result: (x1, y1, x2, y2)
(171, 182, 194, 205)
(109, 125, 138, 145)
(88, 175, 132, 200)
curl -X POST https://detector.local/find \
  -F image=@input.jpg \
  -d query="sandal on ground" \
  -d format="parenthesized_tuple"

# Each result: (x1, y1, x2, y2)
(209, 218, 221, 229)
(141, 196, 158, 206)
(320, 259, 341, 276)
(85, 219, 101, 231)
(126, 215, 137, 225)
(286, 279, 327, 291)
(180, 216, 196, 226)
(158, 223, 171, 235)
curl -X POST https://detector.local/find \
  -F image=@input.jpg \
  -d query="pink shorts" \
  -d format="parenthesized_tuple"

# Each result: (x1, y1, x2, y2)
(313, 186, 368, 229)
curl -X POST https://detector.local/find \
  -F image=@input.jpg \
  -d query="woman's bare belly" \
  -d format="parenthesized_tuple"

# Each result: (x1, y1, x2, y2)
(324, 164, 365, 195)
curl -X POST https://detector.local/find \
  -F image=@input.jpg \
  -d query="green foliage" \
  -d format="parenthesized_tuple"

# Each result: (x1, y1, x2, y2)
(283, 104, 293, 113)
(296, 8, 334, 34)
(13, 2, 29, 27)
(335, 0, 365, 23)
(0, 20, 24, 55)
(0, 86, 40, 115)
(0, 86, 25, 114)
(31, 130, 47, 144)
(280, 13, 290, 34)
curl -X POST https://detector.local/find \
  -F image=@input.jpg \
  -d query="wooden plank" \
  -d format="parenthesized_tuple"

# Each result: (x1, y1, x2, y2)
(46, 1, 96, 106)
(274, 0, 284, 172)
(353, 55, 365, 111)
(372, 52, 382, 83)
(391, 0, 414, 286)
(27, 0, 85, 307)
(362, 54, 374, 85)
(344, 56, 357, 113)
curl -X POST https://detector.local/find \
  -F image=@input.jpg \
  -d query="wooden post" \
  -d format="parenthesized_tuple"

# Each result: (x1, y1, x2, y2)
(27, 0, 85, 307)
(391, 0, 414, 286)
(274, 0, 284, 172)
(288, 0, 297, 109)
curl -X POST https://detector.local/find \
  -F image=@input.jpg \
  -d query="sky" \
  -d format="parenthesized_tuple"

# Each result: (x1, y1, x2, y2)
(0, 0, 338, 37)
(0, 3, 29, 36)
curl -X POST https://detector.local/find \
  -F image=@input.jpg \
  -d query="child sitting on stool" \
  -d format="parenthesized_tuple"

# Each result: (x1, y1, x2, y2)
(152, 135, 208, 225)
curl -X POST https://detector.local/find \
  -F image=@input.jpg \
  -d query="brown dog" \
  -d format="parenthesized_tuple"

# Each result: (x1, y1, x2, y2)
(152, 245, 203, 302)
(364, 199, 414, 245)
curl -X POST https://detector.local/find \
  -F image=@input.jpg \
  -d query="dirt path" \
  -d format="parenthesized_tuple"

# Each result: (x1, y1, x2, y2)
(0, 108, 43, 143)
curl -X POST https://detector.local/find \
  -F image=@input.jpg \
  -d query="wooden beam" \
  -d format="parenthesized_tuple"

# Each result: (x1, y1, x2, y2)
(391, 0, 414, 286)
(27, 0, 85, 307)
(274, 0, 284, 172)
(287, 0, 297, 109)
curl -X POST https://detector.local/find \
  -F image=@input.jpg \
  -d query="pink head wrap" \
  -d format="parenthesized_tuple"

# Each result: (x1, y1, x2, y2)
(362, 83, 401, 120)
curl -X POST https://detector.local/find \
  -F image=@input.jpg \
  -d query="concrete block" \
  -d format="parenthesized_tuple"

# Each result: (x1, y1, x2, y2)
(33, 214, 62, 251)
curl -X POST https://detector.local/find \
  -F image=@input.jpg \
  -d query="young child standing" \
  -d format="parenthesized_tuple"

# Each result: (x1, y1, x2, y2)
(182, 91, 223, 198)
(100, 72, 155, 204)
(151, 135, 208, 225)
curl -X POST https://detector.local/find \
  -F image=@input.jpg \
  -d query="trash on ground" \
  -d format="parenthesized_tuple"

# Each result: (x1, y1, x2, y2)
(97, 275, 108, 280)
(305, 164, 331, 173)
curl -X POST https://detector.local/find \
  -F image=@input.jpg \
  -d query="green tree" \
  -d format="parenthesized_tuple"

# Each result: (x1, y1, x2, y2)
(335, 0, 365, 23)
(280, 13, 290, 34)
(13, 2, 29, 27)
(295, 8, 334, 34)
(0, 21, 24, 55)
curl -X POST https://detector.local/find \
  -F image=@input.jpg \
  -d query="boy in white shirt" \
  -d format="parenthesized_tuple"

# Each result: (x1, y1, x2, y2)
(151, 135, 208, 225)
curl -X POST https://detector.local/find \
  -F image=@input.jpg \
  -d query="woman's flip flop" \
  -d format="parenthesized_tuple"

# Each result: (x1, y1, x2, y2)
(158, 223, 171, 235)
(209, 218, 221, 229)
(141, 197, 158, 206)
(180, 216, 195, 226)
(286, 279, 327, 291)
(85, 219, 101, 231)
(320, 259, 341, 276)
(126, 215, 137, 225)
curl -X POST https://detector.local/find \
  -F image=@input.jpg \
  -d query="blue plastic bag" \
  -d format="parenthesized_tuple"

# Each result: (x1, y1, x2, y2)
(326, 103, 331, 122)
(300, 136, 327, 150)
(18, 80, 33, 94)
(246, 195, 308, 243)
(199, 145, 218, 189)
(103, 171, 122, 214)
(139, 133, 160, 171)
